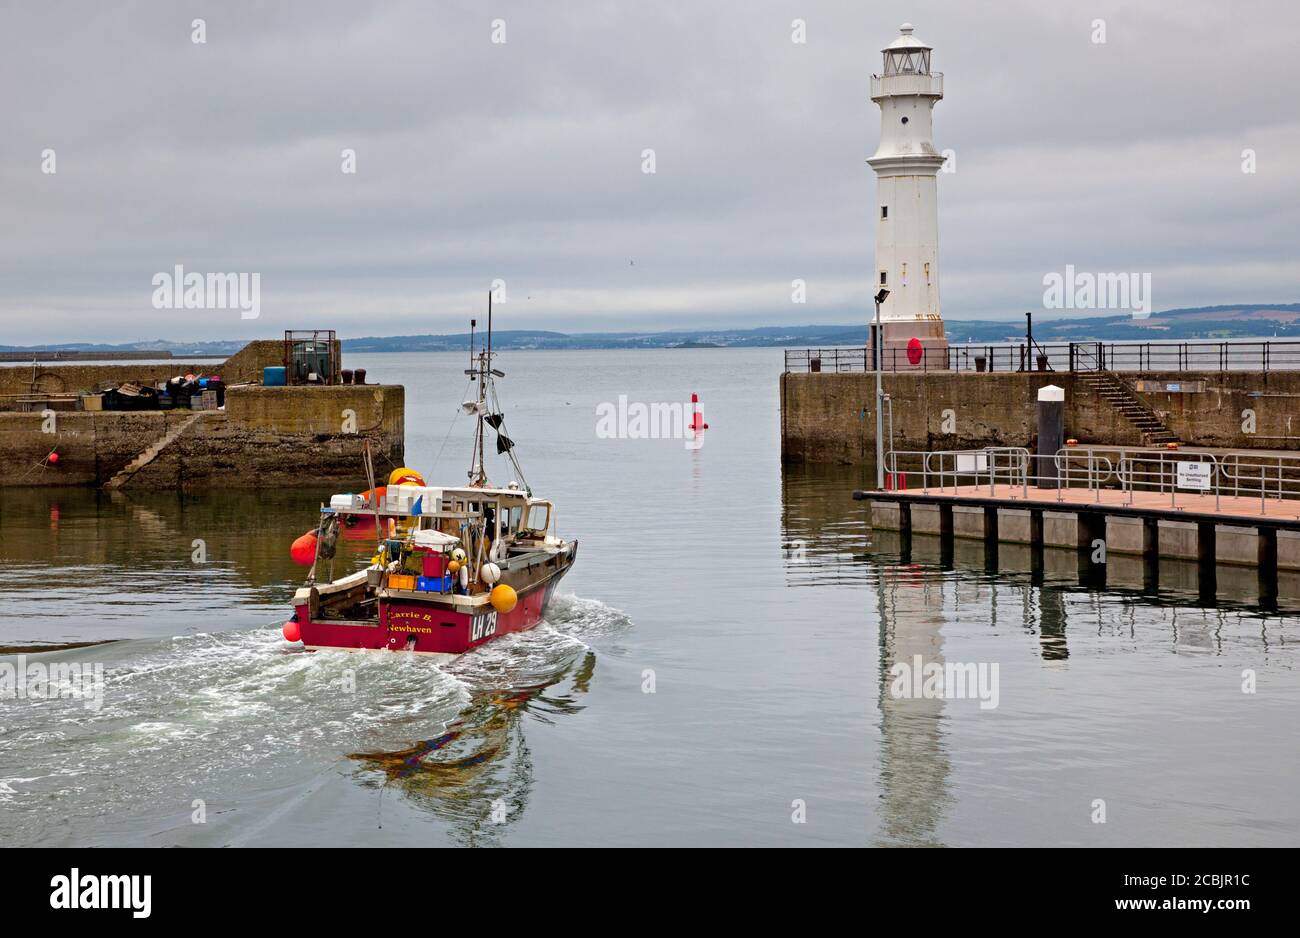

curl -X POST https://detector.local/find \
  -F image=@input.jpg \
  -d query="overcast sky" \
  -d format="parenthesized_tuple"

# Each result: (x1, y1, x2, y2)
(1, 0, 1297, 344)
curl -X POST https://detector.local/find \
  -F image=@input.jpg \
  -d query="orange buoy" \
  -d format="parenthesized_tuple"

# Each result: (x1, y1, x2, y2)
(490, 584, 518, 614)
(47, 451, 59, 465)
(1165, 441, 1180, 450)
(290, 530, 318, 565)
(282, 620, 301, 642)
(387, 467, 424, 487)
(1065, 439, 1078, 447)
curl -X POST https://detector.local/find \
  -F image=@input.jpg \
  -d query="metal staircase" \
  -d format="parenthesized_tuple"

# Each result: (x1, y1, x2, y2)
(1077, 371, 1178, 445)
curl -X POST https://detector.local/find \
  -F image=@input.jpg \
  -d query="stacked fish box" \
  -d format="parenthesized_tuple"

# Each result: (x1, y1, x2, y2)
(190, 390, 220, 411)
(384, 485, 444, 516)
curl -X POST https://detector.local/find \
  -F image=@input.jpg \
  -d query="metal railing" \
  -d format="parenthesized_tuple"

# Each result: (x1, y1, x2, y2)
(881, 445, 1300, 517)
(1109, 448, 1221, 510)
(785, 340, 1300, 374)
(1218, 451, 1300, 512)
(1051, 447, 1116, 501)
(884, 447, 1030, 497)
(870, 72, 944, 98)
(785, 347, 869, 373)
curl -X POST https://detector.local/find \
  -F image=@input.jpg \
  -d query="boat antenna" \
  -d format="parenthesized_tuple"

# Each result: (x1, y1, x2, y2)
(466, 289, 527, 489)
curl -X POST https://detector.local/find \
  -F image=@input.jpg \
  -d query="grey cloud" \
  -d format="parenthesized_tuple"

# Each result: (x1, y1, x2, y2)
(0, 0, 1296, 343)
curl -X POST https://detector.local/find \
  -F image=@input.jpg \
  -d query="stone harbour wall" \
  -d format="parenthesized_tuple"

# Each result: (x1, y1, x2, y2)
(0, 385, 404, 490)
(780, 369, 1300, 464)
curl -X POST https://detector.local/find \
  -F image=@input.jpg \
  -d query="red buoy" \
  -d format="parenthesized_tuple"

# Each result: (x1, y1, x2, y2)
(48, 451, 59, 465)
(282, 620, 301, 642)
(906, 337, 923, 366)
(689, 393, 708, 431)
(290, 531, 318, 565)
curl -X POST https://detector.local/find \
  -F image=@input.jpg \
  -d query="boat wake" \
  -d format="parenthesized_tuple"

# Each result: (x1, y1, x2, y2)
(0, 593, 627, 845)
(340, 593, 631, 841)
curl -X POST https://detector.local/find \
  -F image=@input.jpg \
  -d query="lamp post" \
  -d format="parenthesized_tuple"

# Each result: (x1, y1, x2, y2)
(873, 287, 890, 489)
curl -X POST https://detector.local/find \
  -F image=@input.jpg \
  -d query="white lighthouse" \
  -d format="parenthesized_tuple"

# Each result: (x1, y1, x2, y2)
(867, 23, 948, 368)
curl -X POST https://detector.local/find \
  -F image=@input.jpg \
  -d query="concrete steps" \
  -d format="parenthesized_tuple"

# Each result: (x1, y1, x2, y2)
(1079, 372, 1179, 445)
(102, 412, 205, 490)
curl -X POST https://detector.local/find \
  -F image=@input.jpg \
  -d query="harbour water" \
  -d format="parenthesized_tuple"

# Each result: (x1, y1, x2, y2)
(1, 349, 1297, 846)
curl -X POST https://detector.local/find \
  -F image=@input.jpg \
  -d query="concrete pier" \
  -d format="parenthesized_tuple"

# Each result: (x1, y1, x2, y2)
(860, 482, 1300, 600)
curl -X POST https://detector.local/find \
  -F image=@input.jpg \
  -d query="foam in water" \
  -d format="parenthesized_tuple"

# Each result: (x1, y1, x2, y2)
(0, 594, 631, 843)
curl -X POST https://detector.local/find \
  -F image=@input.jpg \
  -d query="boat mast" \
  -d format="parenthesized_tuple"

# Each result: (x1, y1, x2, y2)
(469, 292, 491, 486)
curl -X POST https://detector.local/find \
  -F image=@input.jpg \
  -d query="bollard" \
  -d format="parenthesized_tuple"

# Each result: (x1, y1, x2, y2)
(1037, 385, 1064, 488)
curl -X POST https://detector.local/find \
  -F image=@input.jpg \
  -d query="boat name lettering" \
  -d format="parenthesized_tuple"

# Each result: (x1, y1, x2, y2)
(390, 611, 434, 623)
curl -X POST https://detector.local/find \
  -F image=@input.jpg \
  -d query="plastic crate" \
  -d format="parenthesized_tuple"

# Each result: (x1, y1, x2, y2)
(387, 573, 416, 591)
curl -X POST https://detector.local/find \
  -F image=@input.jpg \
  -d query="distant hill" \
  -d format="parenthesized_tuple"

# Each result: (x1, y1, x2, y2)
(3, 303, 1297, 354)
(340, 304, 1300, 348)
(340, 325, 871, 351)
(946, 304, 1300, 343)
(0, 338, 243, 355)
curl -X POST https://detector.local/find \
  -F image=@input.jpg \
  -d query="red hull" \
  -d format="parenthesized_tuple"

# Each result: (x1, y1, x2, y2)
(295, 570, 566, 657)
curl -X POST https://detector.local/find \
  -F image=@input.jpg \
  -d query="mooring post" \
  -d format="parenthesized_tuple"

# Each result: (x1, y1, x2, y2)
(983, 505, 999, 571)
(1028, 509, 1045, 581)
(1077, 511, 1106, 587)
(938, 503, 954, 568)
(1258, 525, 1278, 609)
(1037, 385, 1065, 488)
(1142, 516, 1160, 592)
(1197, 521, 1217, 603)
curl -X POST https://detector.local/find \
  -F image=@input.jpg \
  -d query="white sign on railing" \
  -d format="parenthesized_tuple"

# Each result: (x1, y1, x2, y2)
(956, 452, 990, 474)
(1176, 460, 1212, 491)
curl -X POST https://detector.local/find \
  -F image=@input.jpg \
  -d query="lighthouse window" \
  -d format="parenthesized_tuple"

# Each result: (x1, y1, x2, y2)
(901, 116, 909, 125)
(881, 206, 888, 219)
(880, 271, 888, 285)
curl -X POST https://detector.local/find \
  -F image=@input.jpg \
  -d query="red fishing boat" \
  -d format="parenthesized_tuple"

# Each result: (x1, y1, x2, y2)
(283, 299, 577, 659)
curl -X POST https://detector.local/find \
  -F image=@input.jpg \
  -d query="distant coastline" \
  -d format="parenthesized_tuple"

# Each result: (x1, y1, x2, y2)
(4, 303, 1298, 355)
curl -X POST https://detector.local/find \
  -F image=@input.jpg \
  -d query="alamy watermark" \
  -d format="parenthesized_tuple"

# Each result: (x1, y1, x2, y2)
(152, 265, 260, 319)
(0, 655, 104, 711)
(1042, 264, 1151, 318)
(50, 869, 150, 918)
(888, 655, 999, 710)
(595, 395, 706, 449)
